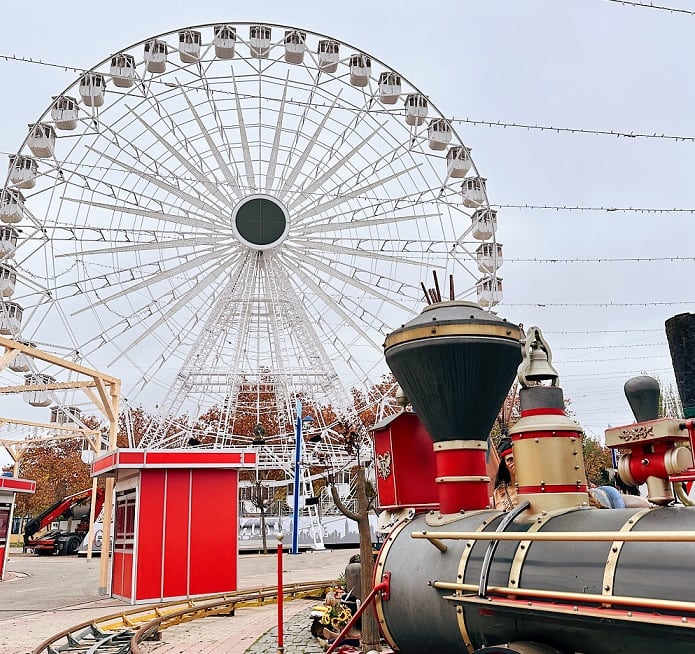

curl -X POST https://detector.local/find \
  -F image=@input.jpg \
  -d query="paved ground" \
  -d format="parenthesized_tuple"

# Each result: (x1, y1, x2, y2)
(0, 547, 357, 654)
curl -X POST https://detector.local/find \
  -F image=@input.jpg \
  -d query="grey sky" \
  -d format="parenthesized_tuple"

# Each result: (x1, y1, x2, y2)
(0, 0, 692, 461)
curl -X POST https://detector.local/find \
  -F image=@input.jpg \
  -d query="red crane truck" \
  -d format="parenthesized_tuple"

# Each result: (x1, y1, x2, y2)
(24, 487, 105, 555)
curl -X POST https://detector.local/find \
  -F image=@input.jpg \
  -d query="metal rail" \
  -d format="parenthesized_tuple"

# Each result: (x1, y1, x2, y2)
(31, 580, 334, 654)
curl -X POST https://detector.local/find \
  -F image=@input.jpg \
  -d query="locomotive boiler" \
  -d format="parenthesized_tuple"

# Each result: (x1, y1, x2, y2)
(371, 302, 695, 654)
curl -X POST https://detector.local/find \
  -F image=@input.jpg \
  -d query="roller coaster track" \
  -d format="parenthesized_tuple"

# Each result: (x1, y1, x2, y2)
(30, 580, 334, 654)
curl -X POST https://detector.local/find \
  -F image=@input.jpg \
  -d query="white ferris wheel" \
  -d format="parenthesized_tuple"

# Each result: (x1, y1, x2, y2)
(0, 23, 502, 462)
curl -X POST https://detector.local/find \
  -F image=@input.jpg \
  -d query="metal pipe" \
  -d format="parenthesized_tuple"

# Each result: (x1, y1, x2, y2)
(291, 400, 302, 555)
(412, 530, 695, 543)
(432, 580, 695, 614)
(277, 533, 284, 654)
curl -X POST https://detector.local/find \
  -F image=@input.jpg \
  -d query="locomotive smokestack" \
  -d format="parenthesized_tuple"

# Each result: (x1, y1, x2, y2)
(665, 312, 695, 419)
(383, 300, 521, 512)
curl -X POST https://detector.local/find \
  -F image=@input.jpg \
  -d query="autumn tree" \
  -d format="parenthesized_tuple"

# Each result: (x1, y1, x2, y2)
(15, 438, 95, 518)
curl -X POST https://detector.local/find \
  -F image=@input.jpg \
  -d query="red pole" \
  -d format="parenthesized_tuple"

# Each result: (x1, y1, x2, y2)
(277, 533, 284, 654)
(325, 576, 390, 654)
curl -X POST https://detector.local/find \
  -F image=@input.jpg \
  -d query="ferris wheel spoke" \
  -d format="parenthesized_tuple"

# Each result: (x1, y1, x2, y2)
(300, 211, 440, 236)
(85, 147, 230, 222)
(106, 253, 237, 365)
(61, 197, 221, 232)
(298, 250, 422, 307)
(288, 263, 383, 351)
(286, 126, 381, 212)
(294, 164, 422, 223)
(297, 238, 444, 269)
(231, 75, 257, 193)
(281, 249, 407, 311)
(265, 72, 289, 191)
(56, 235, 221, 258)
(71, 248, 225, 316)
(180, 85, 245, 199)
(126, 106, 235, 209)
(277, 92, 342, 200)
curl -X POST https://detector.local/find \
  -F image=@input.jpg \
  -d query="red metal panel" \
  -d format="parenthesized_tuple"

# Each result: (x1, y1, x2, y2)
(144, 450, 247, 467)
(91, 452, 118, 476)
(0, 504, 9, 579)
(112, 551, 133, 601)
(118, 451, 146, 466)
(374, 412, 439, 511)
(135, 469, 165, 601)
(0, 477, 36, 493)
(162, 469, 190, 599)
(189, 469, 238, 595)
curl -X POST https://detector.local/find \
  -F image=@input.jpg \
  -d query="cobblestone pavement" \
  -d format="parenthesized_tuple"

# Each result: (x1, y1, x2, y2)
(244, 602, 325, 654)
(138, 599, 325, 654)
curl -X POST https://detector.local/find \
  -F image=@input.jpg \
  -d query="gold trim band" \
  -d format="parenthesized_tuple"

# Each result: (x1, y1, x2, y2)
(434, 440, 488, 451)
(384, 323, 520, 348)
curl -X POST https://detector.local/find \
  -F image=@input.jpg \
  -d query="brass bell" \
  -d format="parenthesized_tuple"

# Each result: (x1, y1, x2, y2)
(518, 326, 559, 387)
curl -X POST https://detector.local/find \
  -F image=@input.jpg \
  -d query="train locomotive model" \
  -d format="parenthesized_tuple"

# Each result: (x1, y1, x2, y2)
(371, 302, 695, 654)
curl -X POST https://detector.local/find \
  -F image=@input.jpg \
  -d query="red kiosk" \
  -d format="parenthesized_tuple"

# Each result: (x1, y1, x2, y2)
(92, 448, 254, 604)
(0, 476, 36, 580)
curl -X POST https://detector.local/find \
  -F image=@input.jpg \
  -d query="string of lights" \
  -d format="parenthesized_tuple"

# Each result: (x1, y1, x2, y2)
(1, 53, 695, 145)
(605, 0, 695, 16)
(506, 301, 691, 307)
(559, 343, 662, 351)
(547, 328, 662, 334)
(557, 354, 666, 364)
(495, 203, 695, 214)
(450, 117, 695, 142)
(506, 256, 695, 263)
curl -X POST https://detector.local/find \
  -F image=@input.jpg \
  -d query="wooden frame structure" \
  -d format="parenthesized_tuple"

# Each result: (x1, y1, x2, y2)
(0, 335, 120, 594)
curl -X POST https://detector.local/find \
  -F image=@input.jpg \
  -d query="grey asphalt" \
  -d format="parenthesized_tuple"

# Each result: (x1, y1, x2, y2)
(0, 546, 357, 654)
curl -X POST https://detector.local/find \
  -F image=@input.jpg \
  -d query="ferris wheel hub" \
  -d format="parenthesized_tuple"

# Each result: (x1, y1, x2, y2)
(231, 194, 291, 251)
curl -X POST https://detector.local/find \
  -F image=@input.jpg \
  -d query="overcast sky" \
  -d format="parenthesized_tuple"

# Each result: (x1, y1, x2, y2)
(0, 0, 692, 464)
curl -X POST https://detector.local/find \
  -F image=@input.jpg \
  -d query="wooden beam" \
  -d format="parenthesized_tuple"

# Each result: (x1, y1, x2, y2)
(0, 335, 119, 384)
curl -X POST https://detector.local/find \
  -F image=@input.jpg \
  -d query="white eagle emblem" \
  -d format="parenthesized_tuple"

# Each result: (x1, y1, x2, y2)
(376, 451, 392, 480)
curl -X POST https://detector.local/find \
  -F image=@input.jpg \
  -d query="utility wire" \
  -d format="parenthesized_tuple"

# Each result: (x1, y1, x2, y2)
(605, 0, 695, 16)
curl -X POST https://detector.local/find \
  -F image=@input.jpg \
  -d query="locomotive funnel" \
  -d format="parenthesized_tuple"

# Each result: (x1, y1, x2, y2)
(665, 312, 695, 418)
(384, 301, 521, 441)
(383, 301, 521, 512)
